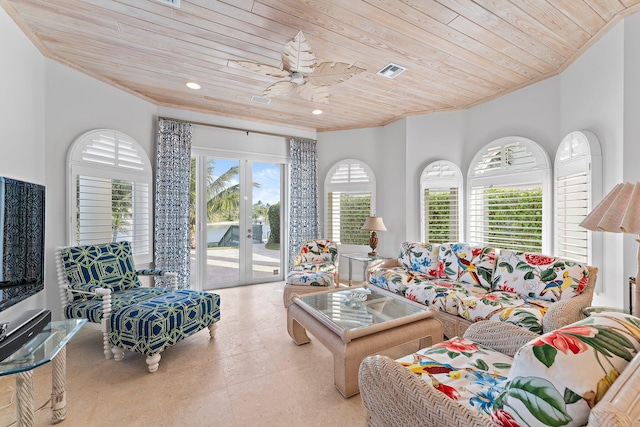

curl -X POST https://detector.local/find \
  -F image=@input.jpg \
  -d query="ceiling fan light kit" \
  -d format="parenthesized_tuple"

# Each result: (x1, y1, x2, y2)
(231, 31, 364, 105)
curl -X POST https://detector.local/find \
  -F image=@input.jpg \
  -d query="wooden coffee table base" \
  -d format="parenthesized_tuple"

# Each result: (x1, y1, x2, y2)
(287, 302, 443, 398)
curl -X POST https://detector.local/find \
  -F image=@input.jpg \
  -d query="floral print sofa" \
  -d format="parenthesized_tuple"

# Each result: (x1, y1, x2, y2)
(359, 313, 640, 427)
(368, 242, 598, 337)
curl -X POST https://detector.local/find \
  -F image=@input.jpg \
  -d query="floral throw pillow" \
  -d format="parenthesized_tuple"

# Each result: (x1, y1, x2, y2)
(492, 312, 640, 427)
(397, 242, 441, 277)
(437, 243, 496, 289)
(494, 250, 589, 302)
(294, 239, 338, 266)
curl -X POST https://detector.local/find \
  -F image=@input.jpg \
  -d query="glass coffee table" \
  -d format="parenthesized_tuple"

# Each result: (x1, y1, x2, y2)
(287, 286, 442, 397)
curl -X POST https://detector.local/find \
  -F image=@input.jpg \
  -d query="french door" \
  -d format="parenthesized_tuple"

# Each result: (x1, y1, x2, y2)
(190, 153, 285, 290)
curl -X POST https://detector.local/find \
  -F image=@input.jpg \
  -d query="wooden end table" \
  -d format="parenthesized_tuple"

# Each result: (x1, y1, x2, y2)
(287, 286, 442, 397)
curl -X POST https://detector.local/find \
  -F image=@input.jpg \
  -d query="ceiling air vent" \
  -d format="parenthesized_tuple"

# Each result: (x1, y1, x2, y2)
(251, 95, 272, 105)
(377, 63, 406, 79)
(154, 0, 180, 7)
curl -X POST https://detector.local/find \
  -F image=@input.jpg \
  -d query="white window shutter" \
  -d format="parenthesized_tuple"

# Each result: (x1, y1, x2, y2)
(468, 137, 551, 253)
(420, 160, 463, 243)
(325, 159, 376, 245)
(68, 129, 153, 264)
(554, 131, 602, 267)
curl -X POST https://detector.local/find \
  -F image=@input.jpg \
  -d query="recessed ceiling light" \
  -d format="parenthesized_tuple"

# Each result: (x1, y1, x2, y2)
(186, 82, 201, 90)
(312, 109, 323, 115)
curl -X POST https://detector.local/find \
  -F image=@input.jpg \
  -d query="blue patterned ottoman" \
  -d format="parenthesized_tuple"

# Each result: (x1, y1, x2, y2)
(109, 289, 221, 372)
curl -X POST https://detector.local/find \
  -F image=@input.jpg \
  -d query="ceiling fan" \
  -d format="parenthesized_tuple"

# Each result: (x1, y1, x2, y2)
(231, 31, 364, 104)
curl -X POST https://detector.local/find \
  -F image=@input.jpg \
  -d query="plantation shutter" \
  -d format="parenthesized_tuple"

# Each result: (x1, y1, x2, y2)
(555, 171, 588, 261)
(468, 137, 551, 254)
(76, 176, 150, 255)
(554, 131, 601, 265)
(327, 191, 371, 244)
(420, 160, 462, 243)
(325, 159, 376, 245)
(468, 183, 543, 252)
(424, 188, 459, 243)
(68, 130, 153, 264)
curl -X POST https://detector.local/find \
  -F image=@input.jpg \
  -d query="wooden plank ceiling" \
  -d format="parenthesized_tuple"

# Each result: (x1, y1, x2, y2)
(2, 0, 640, 132)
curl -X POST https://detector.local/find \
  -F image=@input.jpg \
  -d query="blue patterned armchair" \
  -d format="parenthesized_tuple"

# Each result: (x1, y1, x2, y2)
(55, 241, 178, 360)
(57, 241, 221, 372)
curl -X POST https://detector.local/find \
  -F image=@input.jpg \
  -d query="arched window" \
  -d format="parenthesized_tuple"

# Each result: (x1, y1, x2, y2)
(420, 160, 463, 243)
(324, 159, 376, 245)
(67, 129, 153, 264)
(468, 136, 552, 253)
(554, 131, 602, 264)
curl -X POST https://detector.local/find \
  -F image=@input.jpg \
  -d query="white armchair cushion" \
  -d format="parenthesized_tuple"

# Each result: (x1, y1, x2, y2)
(397, 337, 512, 418)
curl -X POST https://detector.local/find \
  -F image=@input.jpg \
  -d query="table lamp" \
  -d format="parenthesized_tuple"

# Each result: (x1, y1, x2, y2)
(579, 182, 640, 316)
(361, 215, 387, 256)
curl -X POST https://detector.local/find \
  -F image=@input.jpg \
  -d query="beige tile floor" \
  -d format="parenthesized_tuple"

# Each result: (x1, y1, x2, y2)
(0, 281, 420, 427)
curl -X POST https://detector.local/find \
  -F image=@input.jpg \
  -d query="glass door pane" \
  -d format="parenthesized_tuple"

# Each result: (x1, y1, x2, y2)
(191, 155, 284, 290)
(248, 162, 282, 281)
(205, 158, 241, 286)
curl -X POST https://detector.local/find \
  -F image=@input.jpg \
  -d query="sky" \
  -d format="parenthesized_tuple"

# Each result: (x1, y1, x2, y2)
(210, 158, 281, 205)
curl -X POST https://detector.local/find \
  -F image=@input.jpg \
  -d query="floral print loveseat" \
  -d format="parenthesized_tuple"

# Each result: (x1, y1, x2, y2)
(368, 242, 598, 337)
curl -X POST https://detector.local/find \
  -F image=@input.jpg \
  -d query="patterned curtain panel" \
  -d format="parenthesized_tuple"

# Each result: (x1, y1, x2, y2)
(154, 119, 192, 288)
(289, 137, 321, 271)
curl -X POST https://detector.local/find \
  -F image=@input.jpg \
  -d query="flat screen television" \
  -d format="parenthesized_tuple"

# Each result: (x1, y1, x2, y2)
(0, 177, 45, 312)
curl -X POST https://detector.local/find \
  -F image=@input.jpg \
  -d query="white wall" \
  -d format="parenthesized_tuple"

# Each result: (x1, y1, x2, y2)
(0, 8, 47, 321)
(406, 111, 468, 240)
(0, 7, 318, 320)
(561, 22, 626, 308)
(317, 126, 388, 280)
(43, 61, 158, 319)
(316, 12, 639, 311)
(4, 5, 640, 315)
(623, 13, 640, 310)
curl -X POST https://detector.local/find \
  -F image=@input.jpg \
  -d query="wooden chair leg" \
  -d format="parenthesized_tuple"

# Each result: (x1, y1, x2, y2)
(208, 323, 217, 338)
(146, 354, 161, 373)
(111, 347, 125, 361)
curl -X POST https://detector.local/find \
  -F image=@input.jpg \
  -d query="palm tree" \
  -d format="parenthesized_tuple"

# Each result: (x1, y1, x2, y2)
(189, 159, 260, 247)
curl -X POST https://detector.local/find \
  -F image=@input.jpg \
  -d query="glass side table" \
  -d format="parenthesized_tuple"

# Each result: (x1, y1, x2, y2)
(0, 319, 86, 427)
(340, 253, 392, 286)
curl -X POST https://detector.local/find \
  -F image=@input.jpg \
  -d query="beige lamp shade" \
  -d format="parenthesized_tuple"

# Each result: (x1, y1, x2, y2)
(579, 182, 640, 316)
(361, 216, 387, 232)
(580, 182, 640, 234)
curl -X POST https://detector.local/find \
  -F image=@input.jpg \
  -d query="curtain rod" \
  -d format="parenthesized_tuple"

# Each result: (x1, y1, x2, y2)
(158, 116, 299, 140)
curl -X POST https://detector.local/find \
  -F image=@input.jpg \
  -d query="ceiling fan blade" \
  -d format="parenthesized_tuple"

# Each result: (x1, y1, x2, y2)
(264, 81, 296, 98)
(230, 60, 290, 78)
(307, 62, 365, 86)
(282, 31, 316, 75)
(296, 84, 329, 104)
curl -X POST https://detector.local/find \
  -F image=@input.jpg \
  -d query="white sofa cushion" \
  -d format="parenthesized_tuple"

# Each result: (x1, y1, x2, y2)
(437, 243, 497, 290)
(495, 250, 590, 302)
